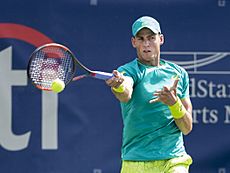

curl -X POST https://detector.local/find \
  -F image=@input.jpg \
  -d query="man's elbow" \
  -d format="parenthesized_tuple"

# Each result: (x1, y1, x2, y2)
(119, 95, 131, 103)
(182, 124, 193, 135)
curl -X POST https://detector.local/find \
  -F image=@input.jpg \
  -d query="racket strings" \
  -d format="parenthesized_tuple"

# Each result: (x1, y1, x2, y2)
(61, 51, 75, 83)
(29, 47, 75, 90)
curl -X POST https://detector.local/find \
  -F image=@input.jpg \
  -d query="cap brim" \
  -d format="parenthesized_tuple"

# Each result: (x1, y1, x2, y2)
(133, 26, 159, 36)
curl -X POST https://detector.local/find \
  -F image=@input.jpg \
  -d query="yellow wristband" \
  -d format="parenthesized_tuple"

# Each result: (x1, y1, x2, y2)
(169, 97, 186, 119)
(112, 84, 125, 93)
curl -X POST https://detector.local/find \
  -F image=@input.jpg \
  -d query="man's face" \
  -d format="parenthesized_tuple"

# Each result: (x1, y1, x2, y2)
(131, 28, 164, 65)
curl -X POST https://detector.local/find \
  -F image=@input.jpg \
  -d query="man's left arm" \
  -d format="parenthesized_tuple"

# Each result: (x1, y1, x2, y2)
(150, 78, 193, 135)
(174, 97, 193, 135)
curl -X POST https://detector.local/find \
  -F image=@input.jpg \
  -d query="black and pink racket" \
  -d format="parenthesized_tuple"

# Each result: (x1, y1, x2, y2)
(27, 43, 113, 91)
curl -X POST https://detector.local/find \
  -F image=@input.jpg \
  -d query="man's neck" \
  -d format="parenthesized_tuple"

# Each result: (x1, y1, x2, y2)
(138, 57, 161, 67)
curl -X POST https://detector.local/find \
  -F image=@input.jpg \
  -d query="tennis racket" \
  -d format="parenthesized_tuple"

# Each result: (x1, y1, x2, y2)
(27, 43, 113, 91)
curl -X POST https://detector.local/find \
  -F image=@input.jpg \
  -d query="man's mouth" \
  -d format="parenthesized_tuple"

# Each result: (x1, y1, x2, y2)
(143, 50, 151, 53)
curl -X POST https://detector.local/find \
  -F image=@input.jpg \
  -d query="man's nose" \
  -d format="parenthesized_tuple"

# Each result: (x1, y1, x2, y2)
(143, 40, 150, 46)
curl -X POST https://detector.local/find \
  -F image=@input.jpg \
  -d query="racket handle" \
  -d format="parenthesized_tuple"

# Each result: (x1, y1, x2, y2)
(92, 71, 113, 80)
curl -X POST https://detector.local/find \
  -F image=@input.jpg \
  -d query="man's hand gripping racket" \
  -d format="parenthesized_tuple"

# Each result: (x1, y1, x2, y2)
(27, 43, 113, 92)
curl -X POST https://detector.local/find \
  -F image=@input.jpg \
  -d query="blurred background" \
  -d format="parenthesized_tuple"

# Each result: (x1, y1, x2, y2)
(0, 0, 230, 172)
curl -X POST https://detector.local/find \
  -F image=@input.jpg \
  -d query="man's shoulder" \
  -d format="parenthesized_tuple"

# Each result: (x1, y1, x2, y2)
(163, 59, 188, 74)
(118, 59, 138, 71)
(121, 59, 137, 67)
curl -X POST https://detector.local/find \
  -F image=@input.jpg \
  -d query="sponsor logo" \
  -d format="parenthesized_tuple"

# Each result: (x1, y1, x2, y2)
(0, 23, 59, 151)
(162, 51, 230, 124)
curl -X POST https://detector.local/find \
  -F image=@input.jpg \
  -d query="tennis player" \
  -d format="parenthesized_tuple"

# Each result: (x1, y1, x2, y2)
(106, 16, 193, 173)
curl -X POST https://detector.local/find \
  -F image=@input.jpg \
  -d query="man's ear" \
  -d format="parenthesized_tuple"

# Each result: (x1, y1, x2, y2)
(160, 34, 164, 45)
(131, 37, 136, 48)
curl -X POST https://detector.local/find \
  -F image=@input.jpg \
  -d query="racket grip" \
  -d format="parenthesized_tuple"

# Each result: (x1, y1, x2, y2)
(92, 71, 113, 80)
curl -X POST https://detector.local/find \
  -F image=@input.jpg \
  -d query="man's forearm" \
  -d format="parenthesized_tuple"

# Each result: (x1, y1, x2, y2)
(174, 112, 193, 135)
(112, 86, 132, 102)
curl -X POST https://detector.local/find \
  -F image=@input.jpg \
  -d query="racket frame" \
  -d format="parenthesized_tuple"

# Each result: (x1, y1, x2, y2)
(27, 43, 113, 91)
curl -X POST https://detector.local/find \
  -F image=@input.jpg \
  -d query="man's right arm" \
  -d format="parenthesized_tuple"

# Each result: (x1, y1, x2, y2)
(106, 70, 134, 103)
